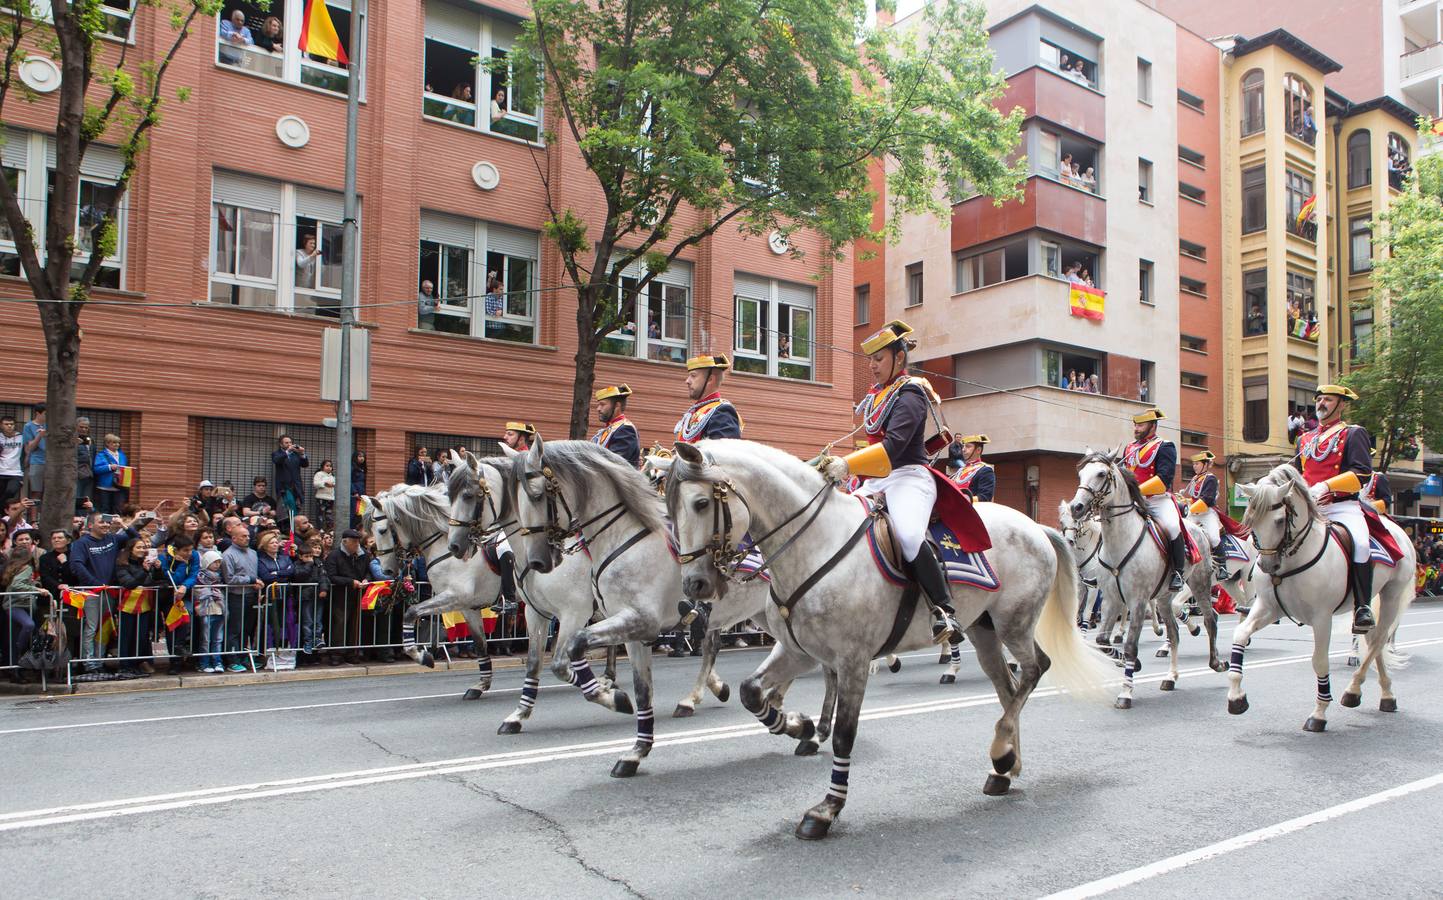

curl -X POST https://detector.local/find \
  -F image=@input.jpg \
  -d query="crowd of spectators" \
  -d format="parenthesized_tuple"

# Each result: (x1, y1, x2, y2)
(1057, 152, 1097, 193)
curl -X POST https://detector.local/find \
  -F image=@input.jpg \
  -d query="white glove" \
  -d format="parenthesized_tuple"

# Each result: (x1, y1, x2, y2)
(1309, 481, 1328, 500)
(812, 455, 848, 485)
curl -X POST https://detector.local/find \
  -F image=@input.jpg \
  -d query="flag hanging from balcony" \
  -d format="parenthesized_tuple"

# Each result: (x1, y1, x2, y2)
(299, 0, 349, 65)
(1069, 284, 1105, 321)
(1295, 194, 1317, 232)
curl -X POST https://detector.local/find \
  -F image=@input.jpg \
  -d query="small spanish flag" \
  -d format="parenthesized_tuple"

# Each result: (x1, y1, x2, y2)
(359, 580, 392, 611)
(62, 588, 93, 614)
(354, 496, 367, 517)
(119, 587, 153, 614)
(99, 609, 116, 647)
(1295, 194, 1317, 231)
(165, 599, 191, 633)
(299, 0, 349, 65)
(115, 466, 135, 488)
(441, 610, 470, 641)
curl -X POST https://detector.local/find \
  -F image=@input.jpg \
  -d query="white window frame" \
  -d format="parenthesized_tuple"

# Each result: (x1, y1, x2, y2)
(419, 211, 540, 343)
(215, 0, 367, 100)
(210, 201, 281, 307)
(100, 0, 137, 41)
(598, 257, 691, 361)
(422, 2, 542, 143)
(732, 273, 814, 381)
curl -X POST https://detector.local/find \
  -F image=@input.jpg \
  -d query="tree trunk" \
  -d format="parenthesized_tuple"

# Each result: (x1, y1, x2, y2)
(568, 284, 601, 439)
(38, 304, 81, 536)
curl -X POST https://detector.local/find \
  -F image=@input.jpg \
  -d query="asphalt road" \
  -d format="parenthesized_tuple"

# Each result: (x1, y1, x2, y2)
(5, 602, 1443, 899)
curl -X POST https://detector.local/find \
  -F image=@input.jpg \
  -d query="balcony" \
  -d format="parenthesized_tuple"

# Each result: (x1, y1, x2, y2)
(941, 387, 1150, 456)
(1402, 42, 1443, 83)
(953, 177, 1106, 249)
(998, 67, 1106, 143)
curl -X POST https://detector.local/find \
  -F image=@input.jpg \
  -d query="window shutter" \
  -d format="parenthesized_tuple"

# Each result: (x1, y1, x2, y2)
(212, 171, 283, 211)
(733, 272, 770, 300)
(45, 138, 125, 180)
(420, 211, 476, 248)
(295, 185, 345, 222)
(485, 224, 538, 259)
(424, 0, 480, 51)
(777, 279, 814, 308)
(2, 128, 28, 169)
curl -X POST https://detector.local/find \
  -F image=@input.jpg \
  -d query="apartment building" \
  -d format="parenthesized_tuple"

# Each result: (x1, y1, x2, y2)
(0, 1, 856, 506)
(864, 1, 1224, 522)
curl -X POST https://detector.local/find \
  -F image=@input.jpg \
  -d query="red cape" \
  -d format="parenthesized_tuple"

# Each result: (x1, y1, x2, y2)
(1363, 505, 1403, 562)
(929, 466, 991, 552)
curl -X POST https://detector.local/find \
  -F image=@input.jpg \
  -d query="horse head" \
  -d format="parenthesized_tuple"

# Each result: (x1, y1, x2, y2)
(510, 432, 564, 574)
(445, 450, 506, 562)
(1240, 464, 1314, 575)
(1070, 450, 1122, 522)
(668, 442, 752, 602)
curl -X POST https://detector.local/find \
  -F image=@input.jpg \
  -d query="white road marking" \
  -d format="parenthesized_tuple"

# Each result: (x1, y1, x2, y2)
(2, 636, 1439, 833)
(1042, 770, 1443, 899)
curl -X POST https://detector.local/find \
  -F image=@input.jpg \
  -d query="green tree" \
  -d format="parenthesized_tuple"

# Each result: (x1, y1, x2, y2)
(511, 0, 1025, 437)
(0, 0, 215, 535)
(1344, 127, 1443, 473)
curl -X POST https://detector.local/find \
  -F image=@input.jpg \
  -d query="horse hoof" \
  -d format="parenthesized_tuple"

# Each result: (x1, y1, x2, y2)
(497, 720, 522, 735)
(1111, 635, 1122, 644)
(1156, 648, 1170, 658)
(982, 773, 1012, 796)
(798, 718, 817, 744)
(716, 684, 731, 704)
(1340, 692, 1361, 709)
(1228, 695, 1249, 715)
(610, 759, 640, 779)
(1008, 662, 1020, 675)
(1187, 625, 1201, 637)
(1114, 697, 1133, 710)
(612, 691, 635, 715)
(1303, 717, 1327, 733)
(420, 651, 435, 669)
(1380, 698, 1398, 713)
(795, 740, 819, 757)
(1159, 679, 1175, 692)
(1211, 661, 1228, 673)
(992, 749, 1017, 776)
(888, 659, 902, 674)
(672, 704, 695, 718)
(462, 688, 484, 701)
(939, 673, 956, 685)
(795, 814, 832, 841)
(1346, 656, 1359, 667)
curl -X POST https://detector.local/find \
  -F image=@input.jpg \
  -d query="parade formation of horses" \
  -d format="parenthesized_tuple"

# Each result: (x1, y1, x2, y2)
(1068, 449, 1227, 708)
(1231, 464, 1416, 731)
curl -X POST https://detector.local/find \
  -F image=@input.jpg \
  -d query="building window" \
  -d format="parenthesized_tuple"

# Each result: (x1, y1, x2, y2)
(1286, 272, 1317, 342)
(1179, 181, 1205, 204)
(1351, 304, 1374, 361)
(732, 273, 814, 380)
(1139, 361, 1154, 402)
(1044, 347, 1103, 393)
(1138, 260, 1153, 305)
(1178, 145, 1205, 169)
(210, 173, 354, 316)
(1043, 240, 1101, 287)
(1241, 166, 1266, 234)
(1137, 58, 1152, 104)
(423, 2, 541, 142)
(1038, 127, 1099, 193)
(599, 260, 692, 361)
(1349, 217, 1373, 273)
(1180, 334, 1207, 353)
(1177, 88, 1205, 112)
(1347, 130, 1372, 188)
(1181, 371, 1207, 390)
(854, 283, 870, 326)
(1243, 378, 1269, 443)
(0, 130, 127, 288)
(1282, 74, 1315, 144)
(1240, 69, 1264, 136)
(101, 0, 137, 39)
(1387, 133, 1411, 190)
(1285, 170, 1316, 240)
(1179, 238, 1206, 260)
(216, 0, 363, 96)
(1039, 40, 1096, 88)
(1180, 429, 1208, 446)
(1242, 269, 1267, 336)
(1138, 159, 1152, 203)
(955, 240, 1026, 293)
(1179, 275, 1206, 296)
(905, 261, 924, 307)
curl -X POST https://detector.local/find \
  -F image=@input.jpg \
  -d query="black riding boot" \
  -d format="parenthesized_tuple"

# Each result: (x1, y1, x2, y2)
(1349, 560, 1376, 635)
(1212, 543, 1230, 581)
(1168, 534, 1187, 592)
(496, 552, 519, 614)
(912, 542, 960, 644)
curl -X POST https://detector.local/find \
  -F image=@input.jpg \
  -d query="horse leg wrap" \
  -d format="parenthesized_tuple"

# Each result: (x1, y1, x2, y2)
(401, 622, 416, 646)
(636, 707, 655, 747)
(826, 756, 851, 802)
(570, 659, 603, 698)
(1122, 660, 1136, 686)
(518, 677, 539, 711)
(477, 656, 493, 681)
(950, 642, 963, 664)
(757, 704, 788, 735)
(1229, 643, 1246, 675)
(1316, 675, 1332, 703)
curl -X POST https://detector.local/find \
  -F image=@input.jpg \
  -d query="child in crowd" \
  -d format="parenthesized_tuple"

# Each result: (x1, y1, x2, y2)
(194, 549, 227, 673)
(290, 541, 329, 665)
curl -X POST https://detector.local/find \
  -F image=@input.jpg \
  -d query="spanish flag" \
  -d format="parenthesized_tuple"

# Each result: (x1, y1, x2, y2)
(115, 466, 135, 488)
(1068, 284, 1105, 321)
(441, 610, 470, 641)
(119, 587, 153, 614)
(1295, 194, 1317, 231)
(298, 0, 349, 65)
(62, 588, 93, 614)
(165, 599, 191, 633)
(99, 609, 116, 647)
(360, 580, 391, 611)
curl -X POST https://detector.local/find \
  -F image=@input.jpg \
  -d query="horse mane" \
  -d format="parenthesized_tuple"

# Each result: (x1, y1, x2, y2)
(446, 455, 514, 521)
(665, 439, 826, 521)
(1243, 463, 1317, 529)
(1076, 449, 1147, 511)
(534, 440, 667, 535)
(377, 483, 451, 537)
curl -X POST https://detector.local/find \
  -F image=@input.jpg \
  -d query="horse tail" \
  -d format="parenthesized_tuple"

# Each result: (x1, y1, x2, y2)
(1036, 527, 1116, 701)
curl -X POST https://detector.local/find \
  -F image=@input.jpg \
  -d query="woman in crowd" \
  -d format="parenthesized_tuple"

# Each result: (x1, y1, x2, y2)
(92, 433, 129, 514)
(313, 459, 336, 530)
(405, 446, 433, 486)
(432, 449, 455, 485)
(113, 535, 159, 676)
(350, 451, 368, 525)
(3, 546, 46, 677)
(255, 529, 294, 652)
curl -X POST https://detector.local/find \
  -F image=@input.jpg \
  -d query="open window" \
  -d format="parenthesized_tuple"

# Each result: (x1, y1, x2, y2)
(216, 0, 361, 94)
(417, 212, 539, 343)
(1284, 170, 1316, 240)
(1282, 73, 1315, 144)
(423, 2, 541, 142)
(1039, 40, 1096, 88)
(732, 273, 814, 381)
(1038, 127, 1100, 193)
(599, 258, 691, 361)
(1043, 347, 1103, 393)
(955, 239, 1027, 293)
(1042, 239, 1102, 290)
(1286, 272, 1317, 342)
(1242, 269, 1267, 336)
(1387, 133, 1411, 190)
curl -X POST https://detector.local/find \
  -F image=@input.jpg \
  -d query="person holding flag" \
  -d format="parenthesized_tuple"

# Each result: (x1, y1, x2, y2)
(113, 535, 160, 676)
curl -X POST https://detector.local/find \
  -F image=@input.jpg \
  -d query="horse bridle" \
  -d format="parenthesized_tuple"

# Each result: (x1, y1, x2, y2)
(370, 498, 454, 573)
(444, 468, 514, 547)
(517, 464, 632, 555)
(1063, 518, 1102, 570)
(1251, 493, 1308, 561)
(673, 475, 838, 585)
(1076, 461, 1147, 521)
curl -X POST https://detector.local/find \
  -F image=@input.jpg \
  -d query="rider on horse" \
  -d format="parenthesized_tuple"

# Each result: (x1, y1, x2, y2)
(827, 320, 961, 644)
(1185, 451, 1231, 580)
(1124, 408, 1187, 593)
(675, 354, 743, 443)
(592, 384, 641, 468)
(1292, 384, 1377, 634)
(493, 421, 537, 612)
(949, 435, 995, 502)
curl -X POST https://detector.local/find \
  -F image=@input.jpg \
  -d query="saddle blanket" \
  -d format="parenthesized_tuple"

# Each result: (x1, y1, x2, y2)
(1146, 519, 1203, 565)
(1325, 529, 1398, 569)
(866, 520, 1000, 592)
(1219, 533, 1251, 563)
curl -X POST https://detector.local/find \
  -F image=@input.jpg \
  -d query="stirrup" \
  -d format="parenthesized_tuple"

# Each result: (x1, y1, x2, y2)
(1168, 571, 1185, 592)
(678, 599, 712, 630)
(931, 609, 959, 645)
(1351, 605, 1375, 635)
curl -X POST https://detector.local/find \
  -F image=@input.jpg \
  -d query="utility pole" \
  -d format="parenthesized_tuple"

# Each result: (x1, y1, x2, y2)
(334, 0, 364, 534)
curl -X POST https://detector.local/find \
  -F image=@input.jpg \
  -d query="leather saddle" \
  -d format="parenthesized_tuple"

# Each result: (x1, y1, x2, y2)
(863, 494, 908, 575)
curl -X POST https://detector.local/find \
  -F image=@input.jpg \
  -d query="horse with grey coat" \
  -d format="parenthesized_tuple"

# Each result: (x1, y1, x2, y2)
(662, 440, 1114, 840)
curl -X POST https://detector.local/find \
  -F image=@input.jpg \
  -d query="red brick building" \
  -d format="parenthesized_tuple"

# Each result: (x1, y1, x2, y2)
(0, 0, 855, 509)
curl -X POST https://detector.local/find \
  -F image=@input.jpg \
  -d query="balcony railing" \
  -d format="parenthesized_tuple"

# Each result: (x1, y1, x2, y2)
(1402, 42, 1443, 81)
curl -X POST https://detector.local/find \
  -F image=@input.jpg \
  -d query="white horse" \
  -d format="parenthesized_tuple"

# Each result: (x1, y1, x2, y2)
(1230, 465, 1415, 731)
(663, 440, 1114, 840)
(1058, 501, 1105, 629)
(1068, 450, 1226, 709)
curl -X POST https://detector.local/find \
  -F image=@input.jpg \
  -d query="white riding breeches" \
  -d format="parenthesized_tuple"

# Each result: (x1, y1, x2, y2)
(1320, 499, 1370, 563)
(1194, 507, 1221, 549)
(853, 463, 936, 562)
(494, 533, 513, 558)
(1146, 494, 1181, 541)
